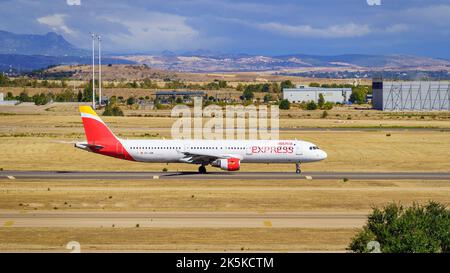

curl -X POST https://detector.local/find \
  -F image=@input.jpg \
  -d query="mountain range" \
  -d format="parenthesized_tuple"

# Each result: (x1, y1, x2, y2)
(0, 30, 88, 56)
(118, 53, 450, 72)
(0, 30, 449, 73)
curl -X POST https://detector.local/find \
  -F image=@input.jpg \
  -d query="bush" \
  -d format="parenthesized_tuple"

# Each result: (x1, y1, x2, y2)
(348, 201, 450, 253)
(102, 105, 124, 116)
(318, 93, 325, 109)
(279, 99, 290, 110)
(126, 97, 136, 105)
(350, 86, 370, 104)
(263, 94, 273, 103)
(242, 89, 254, 101)
(306, 101, 318, 110)
(323, 102, 334, 110)
(33, 93, 51, 105)
(280, 80, 295, 90)
(321, 111, 328, 119)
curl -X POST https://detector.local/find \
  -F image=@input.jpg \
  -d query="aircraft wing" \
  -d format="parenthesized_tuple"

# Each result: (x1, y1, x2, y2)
(179, 152, 241, 164)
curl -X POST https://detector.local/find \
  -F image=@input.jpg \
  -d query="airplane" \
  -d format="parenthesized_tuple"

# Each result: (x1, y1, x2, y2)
(75, 106, 327, 174)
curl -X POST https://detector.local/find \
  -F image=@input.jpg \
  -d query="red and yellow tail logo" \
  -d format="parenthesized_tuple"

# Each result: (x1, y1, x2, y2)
(79, 106, 118, 145)
(79, 106, 134, 161)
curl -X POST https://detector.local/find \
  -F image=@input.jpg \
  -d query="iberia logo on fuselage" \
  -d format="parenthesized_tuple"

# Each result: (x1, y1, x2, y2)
(251, 146, 294, 154)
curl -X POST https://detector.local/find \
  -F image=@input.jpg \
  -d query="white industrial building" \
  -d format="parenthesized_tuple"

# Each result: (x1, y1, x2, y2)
(0, 92, 18, 105)
(283, 86, 352, 104)
(372, 80, 450, 111)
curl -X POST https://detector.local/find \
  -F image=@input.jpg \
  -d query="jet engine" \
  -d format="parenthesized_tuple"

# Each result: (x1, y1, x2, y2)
(212, 158, 240, 171)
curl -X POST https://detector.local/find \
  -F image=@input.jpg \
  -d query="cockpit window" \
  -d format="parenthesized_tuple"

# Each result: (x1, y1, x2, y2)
(310, 146, 320, 150)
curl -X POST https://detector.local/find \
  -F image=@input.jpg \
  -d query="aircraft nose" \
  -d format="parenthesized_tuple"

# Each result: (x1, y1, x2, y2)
(319, 150, 328, 160)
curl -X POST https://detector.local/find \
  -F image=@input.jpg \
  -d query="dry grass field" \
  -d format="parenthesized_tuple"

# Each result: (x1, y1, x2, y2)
(0, 180, 448, 212)
(0, 228, 356, 252)
(0, 104, 449, 172)
(0, 103, 449, 252)
(0, 179, 448, 251)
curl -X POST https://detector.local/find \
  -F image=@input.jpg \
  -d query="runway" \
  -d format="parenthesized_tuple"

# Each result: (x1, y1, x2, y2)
(2, 171, 450, 180)
(0, 211, 367, 228)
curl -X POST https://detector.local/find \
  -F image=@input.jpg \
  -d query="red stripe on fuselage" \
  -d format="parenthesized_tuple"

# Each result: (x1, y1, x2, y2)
(81, 117, 135, 161)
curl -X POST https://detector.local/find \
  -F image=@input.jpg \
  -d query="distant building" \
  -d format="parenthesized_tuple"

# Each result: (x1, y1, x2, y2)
(372, 79, 450, 111)
(0, 92, 19, 105)
(283, 86, 352, 104)
(156, 91, 205, 104)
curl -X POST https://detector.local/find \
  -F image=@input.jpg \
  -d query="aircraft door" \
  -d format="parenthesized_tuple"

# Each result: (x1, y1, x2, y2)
(295, 144, 303, 155)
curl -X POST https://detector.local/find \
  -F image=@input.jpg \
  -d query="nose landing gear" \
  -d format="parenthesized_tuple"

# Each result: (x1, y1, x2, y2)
(296, 163, 301, 174)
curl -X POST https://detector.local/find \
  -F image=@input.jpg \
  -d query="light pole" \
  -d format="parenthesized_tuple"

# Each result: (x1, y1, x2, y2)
(91, 33, 96, 109)
(98, 35, 102, 107)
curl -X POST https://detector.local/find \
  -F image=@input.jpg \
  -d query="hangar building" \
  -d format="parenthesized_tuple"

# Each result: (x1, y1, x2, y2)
(283, 86, 352, 104)
(372, 79, 450, 111)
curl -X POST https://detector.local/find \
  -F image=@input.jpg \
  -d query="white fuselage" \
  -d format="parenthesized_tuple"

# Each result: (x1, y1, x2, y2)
(122, 139, 327, 164)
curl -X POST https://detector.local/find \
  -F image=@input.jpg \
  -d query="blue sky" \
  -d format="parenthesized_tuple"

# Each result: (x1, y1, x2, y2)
(1, 0, 450, 58)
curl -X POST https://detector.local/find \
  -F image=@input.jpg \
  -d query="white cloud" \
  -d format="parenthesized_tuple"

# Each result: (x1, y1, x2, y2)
(404, 5, 450, 27)
(37, 14, 76, 35)
(258, 22, 371, 38)
(66, 0, 81, 6)
(101, 12, 201, 51)
(384, 24, 409, 33)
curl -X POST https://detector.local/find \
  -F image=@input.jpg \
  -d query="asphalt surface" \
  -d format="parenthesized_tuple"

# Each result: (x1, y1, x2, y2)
(0, 212, 368, 228)
(1, 171, 450, 180)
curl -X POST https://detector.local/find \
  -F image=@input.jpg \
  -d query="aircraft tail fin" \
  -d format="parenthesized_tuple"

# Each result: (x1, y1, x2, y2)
(79, 106, 119, 145)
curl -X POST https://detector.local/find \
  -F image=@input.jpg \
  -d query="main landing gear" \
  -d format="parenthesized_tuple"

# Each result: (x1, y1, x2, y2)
(199, 165, 207, 174)
(296, 163, 302, 174)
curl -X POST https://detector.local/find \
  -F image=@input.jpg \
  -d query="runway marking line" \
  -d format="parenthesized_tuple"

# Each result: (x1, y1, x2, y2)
(7, 176, 15, 180)
(263, 220, 272, 227)
(305, 176, 313, 180)
(153, 176, 159, 180)
(3, 221, 14, 227)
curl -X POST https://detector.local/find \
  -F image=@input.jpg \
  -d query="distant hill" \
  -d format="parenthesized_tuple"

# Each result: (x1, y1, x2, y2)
(116, 53, 450, 72)
(0, 30, 88, 56)
(0, 54, 135, 72)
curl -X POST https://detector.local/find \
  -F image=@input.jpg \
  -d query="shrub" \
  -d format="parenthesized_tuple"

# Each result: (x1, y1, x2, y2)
(280, 80, 295, 90)
(126, 97, 136, 105)
(242, 89, 254, 101)
(321, 111, 329, 119)
(348, 201, 450, 253)
(323, 102, 334, 110)
(306, 101, 318, 110)
(162, 168, 168, 172)
(318, 93, 325, 109)
(279, 99, 290, 110)
(103, 105, 124, 116)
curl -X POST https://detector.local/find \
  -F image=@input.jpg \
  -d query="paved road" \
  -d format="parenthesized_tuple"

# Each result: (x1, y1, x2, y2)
(1, 171, 450, 180)
(0, 211, 367, 228)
